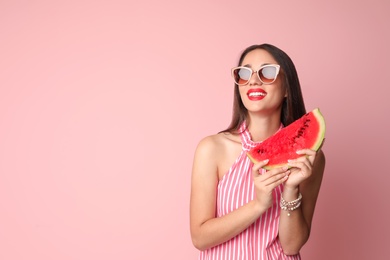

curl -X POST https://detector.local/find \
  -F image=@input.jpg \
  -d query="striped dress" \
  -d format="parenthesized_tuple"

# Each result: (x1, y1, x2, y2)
(199, 123, 301, 260)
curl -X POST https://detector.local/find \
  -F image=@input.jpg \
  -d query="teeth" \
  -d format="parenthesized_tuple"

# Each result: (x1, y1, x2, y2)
(249, 92, 266, 97)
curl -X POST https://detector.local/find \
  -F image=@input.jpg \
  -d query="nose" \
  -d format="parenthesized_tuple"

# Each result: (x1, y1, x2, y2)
(249, 71, 262, 86)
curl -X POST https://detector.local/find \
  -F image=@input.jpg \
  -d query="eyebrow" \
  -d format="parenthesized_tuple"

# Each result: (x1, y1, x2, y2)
(242, 63, 273, 68)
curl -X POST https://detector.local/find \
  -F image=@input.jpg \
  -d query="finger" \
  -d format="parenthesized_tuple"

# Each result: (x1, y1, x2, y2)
(296, 148, 316, 156)
(287, 160, 312, 176)
(262, 167, 289, 184)
(288, 160, 311, 171)
(266, 174, 289, 189)
(296, 149, 316, 164)
(252, 159, 269, 177)
(289, 155, 312, 164)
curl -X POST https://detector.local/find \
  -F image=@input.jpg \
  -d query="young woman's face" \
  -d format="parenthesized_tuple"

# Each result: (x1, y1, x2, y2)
(238, 49, 286, 114)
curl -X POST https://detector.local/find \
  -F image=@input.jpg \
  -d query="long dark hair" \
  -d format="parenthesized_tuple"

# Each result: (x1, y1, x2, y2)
(221, 43, 306, 133)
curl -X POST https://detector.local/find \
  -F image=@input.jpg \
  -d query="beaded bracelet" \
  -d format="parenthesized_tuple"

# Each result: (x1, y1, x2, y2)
(280, 193, 302, 216)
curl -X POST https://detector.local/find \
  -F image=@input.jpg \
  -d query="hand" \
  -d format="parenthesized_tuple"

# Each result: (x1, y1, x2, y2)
(284, 149, 317, 189)
(252, 160, 290, 210)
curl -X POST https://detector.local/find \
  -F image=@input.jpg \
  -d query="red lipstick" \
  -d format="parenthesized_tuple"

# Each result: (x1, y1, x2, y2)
(247, 88, 267, 101)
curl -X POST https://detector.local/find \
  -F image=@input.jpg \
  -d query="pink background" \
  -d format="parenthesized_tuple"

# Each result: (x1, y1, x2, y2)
(1, 0, 389, 259)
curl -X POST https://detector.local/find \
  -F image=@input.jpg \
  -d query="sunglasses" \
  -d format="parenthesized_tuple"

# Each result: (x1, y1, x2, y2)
(231, 64, 281, 86)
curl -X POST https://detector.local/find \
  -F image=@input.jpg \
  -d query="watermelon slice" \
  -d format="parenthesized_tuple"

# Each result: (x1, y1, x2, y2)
(247, 108, 325, 170)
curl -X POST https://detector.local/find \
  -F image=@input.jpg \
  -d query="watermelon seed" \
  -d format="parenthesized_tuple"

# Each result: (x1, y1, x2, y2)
(256, 148, 265, 154)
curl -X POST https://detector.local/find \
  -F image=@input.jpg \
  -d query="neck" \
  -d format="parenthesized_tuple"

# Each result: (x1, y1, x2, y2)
(247, 110, 282, 142)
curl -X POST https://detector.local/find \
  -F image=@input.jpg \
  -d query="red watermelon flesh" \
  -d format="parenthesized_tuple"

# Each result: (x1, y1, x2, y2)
(247, 108, 325, 170)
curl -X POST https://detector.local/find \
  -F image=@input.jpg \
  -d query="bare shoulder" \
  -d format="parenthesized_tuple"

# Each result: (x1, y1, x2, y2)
(195, 132, 240, 155)
(191, 134, 230, 187)
(193, 132, 242, 180)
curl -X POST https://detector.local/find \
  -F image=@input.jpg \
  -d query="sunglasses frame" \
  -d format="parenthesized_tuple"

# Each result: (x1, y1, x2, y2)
(231, 64, 281, 86)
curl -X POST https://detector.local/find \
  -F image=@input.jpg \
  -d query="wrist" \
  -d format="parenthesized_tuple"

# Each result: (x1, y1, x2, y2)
(280, 186, 302, 217)
(280, 192, 302, 216)
(282, 186, 299, 200)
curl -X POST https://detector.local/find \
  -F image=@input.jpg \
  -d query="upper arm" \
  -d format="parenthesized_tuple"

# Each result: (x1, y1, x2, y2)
(300, 149, 326, 232)
(190, 136, 220, 238)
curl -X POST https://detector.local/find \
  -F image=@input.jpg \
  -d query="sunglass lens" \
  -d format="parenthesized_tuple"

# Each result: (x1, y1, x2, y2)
(234, 68, 251, 85)
(259, 66, 277, 83)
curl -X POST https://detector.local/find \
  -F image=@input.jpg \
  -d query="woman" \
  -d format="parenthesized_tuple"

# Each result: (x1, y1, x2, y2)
(190, 43, 325, 259)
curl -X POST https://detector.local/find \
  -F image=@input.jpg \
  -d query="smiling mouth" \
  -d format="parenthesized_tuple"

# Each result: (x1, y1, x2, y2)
(248, 92, 266, 97)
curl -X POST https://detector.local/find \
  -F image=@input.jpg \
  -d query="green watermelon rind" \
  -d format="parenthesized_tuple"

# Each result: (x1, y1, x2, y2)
(309, 108, 326, 151)
(247, 108, 326, 170)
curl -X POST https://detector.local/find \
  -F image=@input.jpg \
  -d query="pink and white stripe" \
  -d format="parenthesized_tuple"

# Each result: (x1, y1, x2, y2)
(199, 124, 300, 260)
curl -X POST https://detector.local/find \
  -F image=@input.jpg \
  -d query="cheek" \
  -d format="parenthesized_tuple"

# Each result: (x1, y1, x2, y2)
(238, 88, 246, 100)
(274, 81, 287, 97)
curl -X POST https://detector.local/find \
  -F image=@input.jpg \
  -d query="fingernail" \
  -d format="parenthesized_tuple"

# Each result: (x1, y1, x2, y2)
(263, 159, 269, 163)
(296, 150, 303, 154)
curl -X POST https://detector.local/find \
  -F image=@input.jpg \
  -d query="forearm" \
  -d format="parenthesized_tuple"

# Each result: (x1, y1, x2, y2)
(278, 187, 310, 255)
(192, 200, 267, 251)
